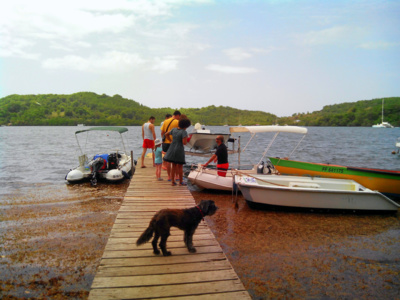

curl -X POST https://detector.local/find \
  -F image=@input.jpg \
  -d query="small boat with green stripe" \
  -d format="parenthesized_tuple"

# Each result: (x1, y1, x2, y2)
(268, 157, 400, 200)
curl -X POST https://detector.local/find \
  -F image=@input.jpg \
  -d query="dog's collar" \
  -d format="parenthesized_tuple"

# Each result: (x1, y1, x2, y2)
(196, 205, 205, 221)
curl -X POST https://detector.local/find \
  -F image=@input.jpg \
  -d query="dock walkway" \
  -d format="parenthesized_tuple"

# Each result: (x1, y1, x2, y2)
(89, 157, 250, 299)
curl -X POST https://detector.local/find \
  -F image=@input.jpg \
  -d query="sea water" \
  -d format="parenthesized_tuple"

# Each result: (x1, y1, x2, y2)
(0, 126, 399, 201)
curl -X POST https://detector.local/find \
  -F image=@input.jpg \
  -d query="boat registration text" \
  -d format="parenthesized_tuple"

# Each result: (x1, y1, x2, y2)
(321, 166, 345, 174)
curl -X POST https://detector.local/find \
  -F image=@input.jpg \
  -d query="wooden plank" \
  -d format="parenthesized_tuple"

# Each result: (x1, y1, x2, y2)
(89, 280, 248, 299)
(95, 260, 232, 277)
(110, 229, 211, 238)
(106, 233, 215, 244)
(99, 252, 227, 267)
(109, 228, 210, 236)
(91, 269, 238, 288)
(104, 239, 219, 251)
(119, 205, 194, 211)
(109, 226, 210, 235)
(159, 291, 251, 300)
(111, 223, 208, 229)
(102, 245, 223, 258)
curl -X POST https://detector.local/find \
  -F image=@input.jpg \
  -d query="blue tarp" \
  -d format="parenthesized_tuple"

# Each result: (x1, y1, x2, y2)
(93, 154, 109, 161)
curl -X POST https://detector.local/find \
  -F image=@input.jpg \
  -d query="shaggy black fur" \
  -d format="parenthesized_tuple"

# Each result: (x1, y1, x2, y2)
(136, 200, 218, 256)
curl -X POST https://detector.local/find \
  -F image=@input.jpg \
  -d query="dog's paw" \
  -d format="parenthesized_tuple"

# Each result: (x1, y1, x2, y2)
(163, 251, 172, 256)
(153, 249, 160, 255)
(188, 247, 197, 253)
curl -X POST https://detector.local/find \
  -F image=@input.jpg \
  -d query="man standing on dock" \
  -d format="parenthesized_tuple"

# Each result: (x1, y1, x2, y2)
(161, 110, 181, 180)
(140, 116, 156, 168)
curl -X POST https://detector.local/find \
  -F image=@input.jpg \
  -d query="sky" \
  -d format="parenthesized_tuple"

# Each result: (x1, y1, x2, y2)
(1, 0, 399, 117)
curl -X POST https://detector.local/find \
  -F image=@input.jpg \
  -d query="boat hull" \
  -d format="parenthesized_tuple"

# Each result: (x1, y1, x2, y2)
(269, 157, 400, 199)
(188, 169, 234, 190)
(188, 164, 267, 191)
(66, 154, 132, 183)
(188, 166, 233, 191)
(236, 175, 399, 212)
(186, 133, 231, 152)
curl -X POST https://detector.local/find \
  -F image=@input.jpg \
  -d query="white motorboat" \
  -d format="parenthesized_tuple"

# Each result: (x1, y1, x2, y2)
(235, 174, 400, 212)
(188, 163, 268, 191)
(188, 125, 306, 191)
(372, 99, 394, 128)
(186, 123, 231, 153)
(66, 126, 134, 185)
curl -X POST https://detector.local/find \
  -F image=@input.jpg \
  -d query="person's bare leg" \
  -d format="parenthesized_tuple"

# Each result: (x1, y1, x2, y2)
(178, 165, 183, 183)
(140, 148, 147, 167)
(170, 163, 177, 185)
(166, 162, 171, 180)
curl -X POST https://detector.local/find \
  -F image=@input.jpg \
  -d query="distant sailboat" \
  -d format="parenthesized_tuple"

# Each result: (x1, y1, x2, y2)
(372, 99, 394, 128)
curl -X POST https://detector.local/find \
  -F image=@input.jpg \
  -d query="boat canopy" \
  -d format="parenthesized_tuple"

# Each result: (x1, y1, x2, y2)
(230, 125, 307, 134)
(74, 126, 129, 156)
(230, 125, 307, 165)
(75, 126, 128, 135)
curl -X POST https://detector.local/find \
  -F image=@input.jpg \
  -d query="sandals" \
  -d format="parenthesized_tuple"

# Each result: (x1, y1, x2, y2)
(179, 182, 187, 186)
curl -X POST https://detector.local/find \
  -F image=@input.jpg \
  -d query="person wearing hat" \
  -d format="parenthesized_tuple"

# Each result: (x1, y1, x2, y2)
(154, 138, 163, 181)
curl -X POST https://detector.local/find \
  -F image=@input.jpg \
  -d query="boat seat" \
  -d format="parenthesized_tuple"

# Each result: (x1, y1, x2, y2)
(289, 182, 320, 189)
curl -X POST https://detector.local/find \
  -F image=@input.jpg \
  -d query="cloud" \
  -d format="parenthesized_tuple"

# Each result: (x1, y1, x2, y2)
(0, 35, 39, 59)
(298, 25, 364, 46)
(206, 64, 258, 74)
(42, 51, 184, 74)
(223, 47, 278, 61)
(358, 41, 399, 49)
(42, 51, 146, 72)
(0, 0, 211, 64)
(223, 48, 252, 61)
(151, 56, 183, 73)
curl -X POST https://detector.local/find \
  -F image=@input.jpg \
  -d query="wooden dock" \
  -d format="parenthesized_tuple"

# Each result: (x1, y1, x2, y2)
(89, 157, 251, 299)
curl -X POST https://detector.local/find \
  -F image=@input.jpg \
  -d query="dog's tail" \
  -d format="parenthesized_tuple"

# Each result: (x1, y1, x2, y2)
(136, 221, 155, 246)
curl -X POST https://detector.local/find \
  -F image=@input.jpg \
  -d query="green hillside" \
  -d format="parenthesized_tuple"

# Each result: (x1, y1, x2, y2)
(0, 92, 276, 126)
(279, 97, 400, 127)
(0, 92, 399, 126)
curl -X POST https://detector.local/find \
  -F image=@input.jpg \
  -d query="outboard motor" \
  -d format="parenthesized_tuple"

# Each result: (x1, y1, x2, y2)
(89, 157, 106, 186)
(108, 153, 121, 170)
(257, 161, 265, 174)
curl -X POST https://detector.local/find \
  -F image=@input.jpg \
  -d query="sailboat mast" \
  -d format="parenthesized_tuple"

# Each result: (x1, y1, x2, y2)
(382, 99, 384, 122)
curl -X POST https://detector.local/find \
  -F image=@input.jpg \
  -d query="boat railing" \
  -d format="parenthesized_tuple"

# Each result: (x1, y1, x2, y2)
(193, 163, 255, 172)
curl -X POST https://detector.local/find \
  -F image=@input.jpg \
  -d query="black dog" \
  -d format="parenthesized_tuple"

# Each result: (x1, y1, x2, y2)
(136, 200, 218, 256)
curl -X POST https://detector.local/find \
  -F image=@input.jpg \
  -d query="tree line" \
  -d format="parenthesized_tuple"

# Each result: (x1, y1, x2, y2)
(0, 92, 399, 127)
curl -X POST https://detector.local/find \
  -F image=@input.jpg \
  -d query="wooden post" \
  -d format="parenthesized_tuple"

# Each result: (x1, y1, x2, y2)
(130, 150, 134, 175)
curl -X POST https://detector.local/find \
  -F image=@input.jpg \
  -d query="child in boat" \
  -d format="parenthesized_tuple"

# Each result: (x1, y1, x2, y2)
(154, 139, 163, 181)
